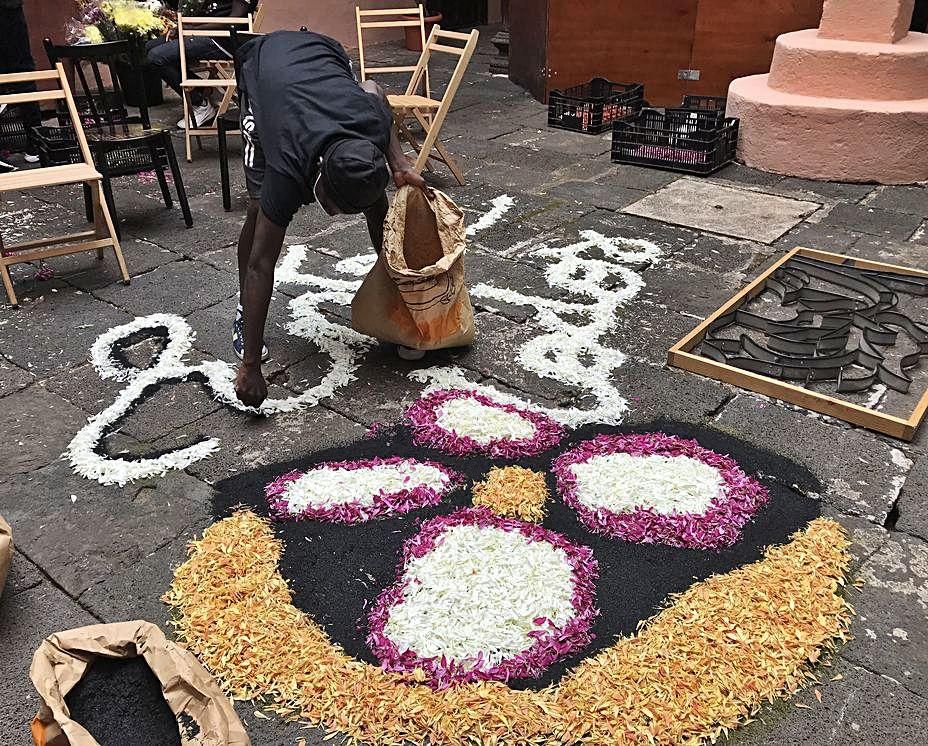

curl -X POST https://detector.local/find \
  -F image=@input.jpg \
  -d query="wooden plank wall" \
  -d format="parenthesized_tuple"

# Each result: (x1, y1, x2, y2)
(546, 0, 699, 106)
(687, 0, 823, 99)
(510, 0, 825, 105)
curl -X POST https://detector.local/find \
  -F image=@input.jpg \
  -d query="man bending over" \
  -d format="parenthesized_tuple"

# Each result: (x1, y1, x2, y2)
(233, 29, 429, 408)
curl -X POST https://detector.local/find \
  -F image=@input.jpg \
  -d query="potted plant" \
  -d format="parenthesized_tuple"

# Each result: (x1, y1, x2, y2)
(404, 9, 442, 51)
(66, 0, 174, 107)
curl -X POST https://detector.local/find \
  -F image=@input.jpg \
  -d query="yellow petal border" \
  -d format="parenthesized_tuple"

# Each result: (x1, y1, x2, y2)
(164, 511, 852, 745)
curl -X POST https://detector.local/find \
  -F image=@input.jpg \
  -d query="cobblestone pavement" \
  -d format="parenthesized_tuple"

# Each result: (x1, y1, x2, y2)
(2, 28, 927, 745)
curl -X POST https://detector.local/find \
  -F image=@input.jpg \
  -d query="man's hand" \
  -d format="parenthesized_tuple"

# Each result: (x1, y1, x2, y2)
(235, 363, 267, 408)
(394, 167, 434, 198)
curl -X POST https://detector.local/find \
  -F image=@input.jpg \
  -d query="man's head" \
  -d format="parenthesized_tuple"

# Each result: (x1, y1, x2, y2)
(314, 138, 389, 216)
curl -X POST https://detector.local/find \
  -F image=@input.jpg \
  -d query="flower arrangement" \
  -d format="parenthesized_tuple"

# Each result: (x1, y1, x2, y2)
(66, 1, 173, 46)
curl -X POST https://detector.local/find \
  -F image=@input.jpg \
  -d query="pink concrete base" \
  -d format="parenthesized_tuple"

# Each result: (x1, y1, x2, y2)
(770, 30, 928, 101)
(728, 75, 928, 184)
(819, 0, 915, 44)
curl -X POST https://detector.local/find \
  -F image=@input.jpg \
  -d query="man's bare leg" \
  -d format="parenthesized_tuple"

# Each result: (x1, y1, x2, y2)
(237, 199, 260, 295)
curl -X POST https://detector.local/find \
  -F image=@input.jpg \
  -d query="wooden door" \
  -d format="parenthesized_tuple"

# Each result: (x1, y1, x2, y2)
(509, 0, 548, 101)
(545, 0, 699, 106)
(686, 0, 824, 99)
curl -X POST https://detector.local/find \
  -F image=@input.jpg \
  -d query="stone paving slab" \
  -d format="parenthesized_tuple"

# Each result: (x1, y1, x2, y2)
(842, 529, 928, 697)
(896, 455, 928, 542)
(160, 404, 368, 486)
(60, 238, 181, 292)
(842, 233, 928, 268)
(114, 378, 223, 443)
(615, 359, 733, 426)
(820, 203, 923, 241)
(715, 395, 910, 524)
(863, 185, 928, 217)
(710, 163, 785, 188)
(912, 220, 928, 245)
(0, 291, 131, 376)
(495, 127, 613, 158)
(769, 177, 875, 204)
(596, 164, 681, 193)
(0, 385, 87, 477)
(774, 221, 862, 255)
(624, 179, 820, 243)
(0, 461, 212, 601)
(0, 355, 33, 399)
(670, 232, 771, 277)
(727, 659, 928, 745)
(539, 180, 645, 212)
(0, 578, 97, 746)
(91, 259, 236, 318)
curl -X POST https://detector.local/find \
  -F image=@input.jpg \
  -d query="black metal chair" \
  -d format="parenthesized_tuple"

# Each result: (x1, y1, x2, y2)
(34, 39, 192, 237)
(217, 28, 263, 211)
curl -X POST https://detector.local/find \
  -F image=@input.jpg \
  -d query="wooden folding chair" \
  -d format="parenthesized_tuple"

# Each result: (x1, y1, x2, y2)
(388, 27, 479, 186)
(355, 5, 430, 99)
(178, 12, 254, 162)
(251, 1, 267, 32)
(0, 65, 128, 306)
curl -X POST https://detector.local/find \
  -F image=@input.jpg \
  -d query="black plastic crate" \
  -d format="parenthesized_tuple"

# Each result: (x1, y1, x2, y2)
(0, 104, 31, 153)
(548, 77, 644, 135)
(680, 95, 728, 113)
(611, 108, 739, 175)
(33, 125, 82, 167)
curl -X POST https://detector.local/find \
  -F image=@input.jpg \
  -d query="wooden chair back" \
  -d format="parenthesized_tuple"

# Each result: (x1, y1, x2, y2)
(0, 64, 132, 307)
(406, 26, 477, 99)
(251, 1, 267, 32)
(404, 27, 478, 172)
(43, 38, 145, 134)
(178, 13, 254, 84)
(0, 65, 96, 173)
(355, 5, 429, 97)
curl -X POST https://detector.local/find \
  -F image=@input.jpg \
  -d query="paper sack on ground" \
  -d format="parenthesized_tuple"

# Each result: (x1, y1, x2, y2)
(352, 185, 476, 350)
(29, 620, 250, 746)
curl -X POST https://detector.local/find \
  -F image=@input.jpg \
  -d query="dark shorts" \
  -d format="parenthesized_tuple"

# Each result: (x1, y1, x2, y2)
(240, 95, 264, 201)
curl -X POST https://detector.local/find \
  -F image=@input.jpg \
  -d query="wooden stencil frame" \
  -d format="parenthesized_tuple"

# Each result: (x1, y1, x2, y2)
(667, 247, 928, 441)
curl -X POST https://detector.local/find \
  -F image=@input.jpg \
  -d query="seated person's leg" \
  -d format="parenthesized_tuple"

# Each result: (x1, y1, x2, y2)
(145, 38, 185, 97)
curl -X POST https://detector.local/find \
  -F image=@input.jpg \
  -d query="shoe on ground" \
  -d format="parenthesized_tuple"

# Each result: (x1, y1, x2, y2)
(232, 307, 269, 361)
(177, 101, 216, 130)
(397, 345, 426, 361)
(0, 157, 17, 174)
(23, 153, 40, 164)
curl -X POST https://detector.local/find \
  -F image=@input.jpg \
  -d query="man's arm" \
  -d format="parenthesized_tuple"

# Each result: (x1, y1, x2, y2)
(234, 202, 286, 408)
(359, 80, 432, 194)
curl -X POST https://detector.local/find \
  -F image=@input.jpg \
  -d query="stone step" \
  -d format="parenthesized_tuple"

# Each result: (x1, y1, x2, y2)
(769, 30, 928, 101)
(727, 74, 928, 184)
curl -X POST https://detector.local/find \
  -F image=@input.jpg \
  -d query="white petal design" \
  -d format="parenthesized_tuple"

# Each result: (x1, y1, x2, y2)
(570, 453, 725, 516)
(434, 397, 537, 444)
(382, 524, 577, 667)
(282, 461, 452, 514)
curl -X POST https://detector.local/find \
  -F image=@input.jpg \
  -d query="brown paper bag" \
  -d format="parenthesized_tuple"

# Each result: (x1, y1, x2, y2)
(352, 185, 476, 350)
(30, 620, 250, 746)
(0, 514, 12, 596)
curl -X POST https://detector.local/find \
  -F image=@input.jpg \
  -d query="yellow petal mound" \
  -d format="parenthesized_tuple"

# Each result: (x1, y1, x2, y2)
(472, 466, 550, 522)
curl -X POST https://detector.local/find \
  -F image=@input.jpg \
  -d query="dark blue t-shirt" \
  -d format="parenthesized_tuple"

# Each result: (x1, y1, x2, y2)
(239, 30, 392, 227)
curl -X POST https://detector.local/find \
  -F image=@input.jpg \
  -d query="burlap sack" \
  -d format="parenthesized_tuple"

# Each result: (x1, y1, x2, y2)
(30, 620, 250, 746)
(0, 514, 12, 596)
(352, 185, 476, 350)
